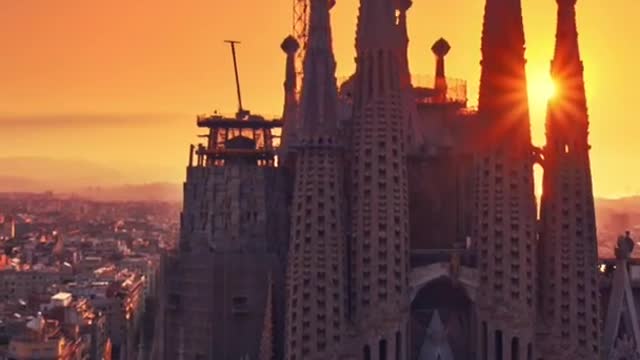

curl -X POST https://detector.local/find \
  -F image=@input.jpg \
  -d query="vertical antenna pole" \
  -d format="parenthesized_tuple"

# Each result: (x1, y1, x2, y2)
(224, 40, 243, 112)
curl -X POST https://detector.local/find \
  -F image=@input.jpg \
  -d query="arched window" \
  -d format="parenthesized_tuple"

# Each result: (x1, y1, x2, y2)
(363, 345, 371, 360)
(378, 50, 385, 94)
(511, 337, 519, 360)
(379, 338, 388, 360)
(482, 322, 488, 360)
(367, 54, 374, 99)
(495, 330, 503, 360)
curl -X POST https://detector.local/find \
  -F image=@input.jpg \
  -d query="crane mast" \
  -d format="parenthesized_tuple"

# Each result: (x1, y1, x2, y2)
(224, 40, 244, 114)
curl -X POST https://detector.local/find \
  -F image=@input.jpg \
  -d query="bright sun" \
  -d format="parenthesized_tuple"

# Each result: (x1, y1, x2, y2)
(529, 74, 556, 105)
(526, 69, 558, 144)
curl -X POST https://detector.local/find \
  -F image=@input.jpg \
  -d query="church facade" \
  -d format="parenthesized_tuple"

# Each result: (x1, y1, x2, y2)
(153, 0, 638, 359)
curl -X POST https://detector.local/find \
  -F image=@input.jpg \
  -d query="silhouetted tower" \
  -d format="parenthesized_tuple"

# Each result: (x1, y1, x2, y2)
(395, 0, 412, 89)
(284, 0, 348, 358)
(538, 0, 600, 358)
(160, 60, 288, 359)
(162, 111, 286, 359)
(350, 0, 410, 357)
(394, 0, 421, 152)
(475, 0, 538, 359)
(431, 38, 451, 103)
(280, 35, 300, 166)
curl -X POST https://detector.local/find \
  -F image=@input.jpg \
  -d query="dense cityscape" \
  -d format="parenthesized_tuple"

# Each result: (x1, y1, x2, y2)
(0, 192, 636, 359)
(0, 193, 178, 359)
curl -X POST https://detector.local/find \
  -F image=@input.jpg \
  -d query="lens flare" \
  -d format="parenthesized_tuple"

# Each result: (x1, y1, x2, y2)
(529, 74, 557, 104)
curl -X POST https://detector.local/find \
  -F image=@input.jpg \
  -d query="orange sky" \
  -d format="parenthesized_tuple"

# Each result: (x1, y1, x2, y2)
(0, 0, 637, 197)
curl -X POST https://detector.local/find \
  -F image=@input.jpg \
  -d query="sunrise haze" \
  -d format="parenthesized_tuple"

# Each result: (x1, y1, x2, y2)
(0, 0, 636, 196)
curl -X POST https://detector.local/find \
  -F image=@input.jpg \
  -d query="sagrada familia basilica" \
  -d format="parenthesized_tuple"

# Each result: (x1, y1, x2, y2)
(150, 0, 640, 359)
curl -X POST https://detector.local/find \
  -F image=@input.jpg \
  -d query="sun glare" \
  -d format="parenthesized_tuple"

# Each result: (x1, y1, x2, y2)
(526, 69, 557, 144)
(529, 74, 556, 105)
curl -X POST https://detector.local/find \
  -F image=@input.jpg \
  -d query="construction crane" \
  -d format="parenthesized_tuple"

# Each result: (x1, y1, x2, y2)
(224, 40, 244, 115)
(293, 0, 309, 98)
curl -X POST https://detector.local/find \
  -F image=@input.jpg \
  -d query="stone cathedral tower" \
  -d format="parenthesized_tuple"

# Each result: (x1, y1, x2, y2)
(474, 0, 538, 359)
(284, 0, 349, 358)
(350, 0, 411, 358)
(279, 35, 300, 168)
(538, 0, 601, 358)
(154, 0, 616, 359)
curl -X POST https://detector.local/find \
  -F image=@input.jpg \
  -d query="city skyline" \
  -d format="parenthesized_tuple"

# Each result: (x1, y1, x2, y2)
(0, 0, 637, 197)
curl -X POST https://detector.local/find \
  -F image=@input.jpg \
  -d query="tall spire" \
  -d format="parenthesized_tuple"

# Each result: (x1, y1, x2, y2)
(282, 36, 300, 95)
(356, 0, 399, 52)
(473, 1, 538, 359)
(395, 0, 412, 88)
(279, 35, 300, 164)
(478, 0, 531, 144)
(297, 0, 339, 135)
(432, 38, 451, 103)
(545, 0, 589, 158)
(353, 0, 403, 107)
(538, 1, 599, 358)
(285, 1, 349, 359)
(552, 0, 583, 77)
(547, 0, 588, 144)
(350, 0, 410, 356)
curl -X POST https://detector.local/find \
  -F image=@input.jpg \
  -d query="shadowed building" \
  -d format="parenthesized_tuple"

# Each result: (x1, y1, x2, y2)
(473, 0, 538, 359)
(407, 38, 475, 255)
(157, 113, 289, 360)
(537, 0, 601, 358)
(347, 0, 412, 357)
(284, 0, 349, 358)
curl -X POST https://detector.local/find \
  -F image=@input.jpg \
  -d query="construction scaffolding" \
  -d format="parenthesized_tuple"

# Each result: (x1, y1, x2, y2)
(293, 0, 309, 98)
(191, 113, 282, 167)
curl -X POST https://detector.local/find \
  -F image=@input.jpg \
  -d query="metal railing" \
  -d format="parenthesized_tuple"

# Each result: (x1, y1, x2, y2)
(412, 75, 467, 104)
(195, 112, 281, 126)
(336, 74, 468, 104)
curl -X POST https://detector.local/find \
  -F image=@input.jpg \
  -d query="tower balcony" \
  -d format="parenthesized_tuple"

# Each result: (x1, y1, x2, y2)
(188, 111, 283, 168)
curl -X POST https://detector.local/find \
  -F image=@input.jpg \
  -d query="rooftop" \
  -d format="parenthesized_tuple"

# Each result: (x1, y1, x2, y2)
(196, 111, 282, 129)
(50, 292, 71, 301)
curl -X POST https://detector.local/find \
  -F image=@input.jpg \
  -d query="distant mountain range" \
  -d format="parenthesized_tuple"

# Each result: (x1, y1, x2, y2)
(0, 157, 127, 189)
(0, 177, 182, 202)
(0, 157, 182, 202)
(71, 183, 182, 202)
(595, 196, 640, 258)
